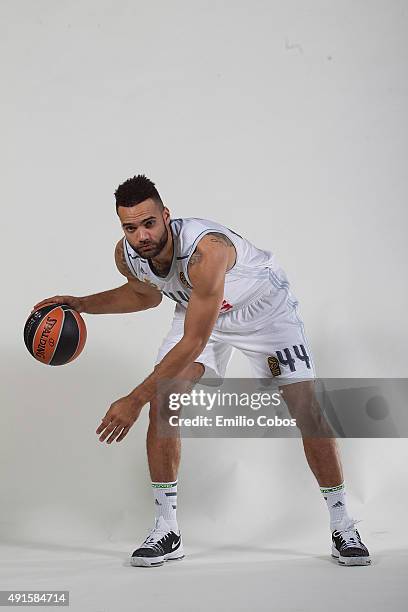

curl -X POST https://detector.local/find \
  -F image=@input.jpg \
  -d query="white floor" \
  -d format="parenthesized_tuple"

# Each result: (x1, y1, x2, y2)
(1, 535, 406, 612)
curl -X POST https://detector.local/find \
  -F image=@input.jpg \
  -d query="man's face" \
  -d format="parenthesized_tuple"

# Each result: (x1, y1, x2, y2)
(118, 198, 170, 259)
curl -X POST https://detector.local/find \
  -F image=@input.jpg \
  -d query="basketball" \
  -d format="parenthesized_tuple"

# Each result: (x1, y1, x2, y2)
(24, 303, 87, 366)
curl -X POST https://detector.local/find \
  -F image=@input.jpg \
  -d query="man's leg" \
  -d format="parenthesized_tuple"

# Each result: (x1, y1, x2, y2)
(147, 361, 205, 482)
(279, 380, 343, 488)
(130, 361, 204, 567)
(280, 380, 371, 565)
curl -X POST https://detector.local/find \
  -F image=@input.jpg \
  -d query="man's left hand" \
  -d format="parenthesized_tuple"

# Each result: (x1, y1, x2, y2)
(96, 393, 145, 444)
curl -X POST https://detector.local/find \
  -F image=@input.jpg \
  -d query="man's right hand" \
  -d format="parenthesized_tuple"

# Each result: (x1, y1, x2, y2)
(31, 295, 84, 314)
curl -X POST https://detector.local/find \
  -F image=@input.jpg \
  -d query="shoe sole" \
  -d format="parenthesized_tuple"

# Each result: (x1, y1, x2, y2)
(331, 545, 371, 566)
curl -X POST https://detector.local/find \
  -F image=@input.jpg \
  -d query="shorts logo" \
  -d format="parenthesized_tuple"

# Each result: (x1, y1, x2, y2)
(179, 271, 192, 289)
(267, 356, 281, 377)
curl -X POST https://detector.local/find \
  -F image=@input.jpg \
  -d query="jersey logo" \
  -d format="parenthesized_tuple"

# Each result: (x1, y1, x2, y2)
(220, 300, 233, 312)
(179, 271, 192, 289)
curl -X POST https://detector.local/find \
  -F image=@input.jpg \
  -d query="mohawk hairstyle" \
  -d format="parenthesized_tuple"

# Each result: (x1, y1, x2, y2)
(114, 174, 164, 212)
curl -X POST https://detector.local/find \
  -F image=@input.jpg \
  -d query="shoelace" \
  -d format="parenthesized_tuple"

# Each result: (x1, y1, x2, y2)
(142, 526, 172, 550)
(333, 518, 363, 549)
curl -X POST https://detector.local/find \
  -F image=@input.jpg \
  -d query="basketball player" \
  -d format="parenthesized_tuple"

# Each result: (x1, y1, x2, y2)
(32, 175, 371, 568)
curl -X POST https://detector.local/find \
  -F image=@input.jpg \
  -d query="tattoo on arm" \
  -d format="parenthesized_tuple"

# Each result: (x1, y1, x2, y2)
(188, 232, 236, 271)
(206, 232, 235, 248)
(188, 250, 202, 267)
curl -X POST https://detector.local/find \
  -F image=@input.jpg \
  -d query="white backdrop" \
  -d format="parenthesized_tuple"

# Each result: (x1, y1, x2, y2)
(1, 1, 407, 610)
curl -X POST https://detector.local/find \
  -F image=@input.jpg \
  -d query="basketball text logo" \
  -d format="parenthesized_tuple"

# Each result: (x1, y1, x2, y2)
(35, 317, 58, 360)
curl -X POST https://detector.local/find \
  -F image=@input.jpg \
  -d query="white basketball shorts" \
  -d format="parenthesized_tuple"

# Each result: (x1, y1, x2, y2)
(154, 286, 317, 387)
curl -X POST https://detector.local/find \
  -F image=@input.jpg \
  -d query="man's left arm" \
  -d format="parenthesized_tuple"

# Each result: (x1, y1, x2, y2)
(132, 235, 230, 402)
(96, 235, 230, 443)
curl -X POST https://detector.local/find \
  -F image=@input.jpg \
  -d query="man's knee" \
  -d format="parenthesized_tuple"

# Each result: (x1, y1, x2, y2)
(152, 360, 204, 379)
(280, 383, 330, 435)
(148, 361, 205, 424)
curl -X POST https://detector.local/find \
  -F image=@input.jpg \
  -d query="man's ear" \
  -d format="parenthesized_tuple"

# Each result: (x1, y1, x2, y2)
(162, 207, 171, 225)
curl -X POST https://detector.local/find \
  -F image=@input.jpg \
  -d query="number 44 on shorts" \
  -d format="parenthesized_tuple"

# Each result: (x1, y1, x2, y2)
(276, 344, 311, 372)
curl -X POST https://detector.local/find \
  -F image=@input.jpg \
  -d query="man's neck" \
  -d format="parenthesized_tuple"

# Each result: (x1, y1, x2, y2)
(149, 226, 173, 277)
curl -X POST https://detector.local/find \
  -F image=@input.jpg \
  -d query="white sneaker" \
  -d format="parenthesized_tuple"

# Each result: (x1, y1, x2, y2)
(130, 516, 184, 567)
(331, 517, 371, 566)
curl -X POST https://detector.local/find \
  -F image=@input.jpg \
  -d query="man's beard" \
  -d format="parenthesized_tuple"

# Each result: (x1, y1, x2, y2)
(132, 225, 169, 259)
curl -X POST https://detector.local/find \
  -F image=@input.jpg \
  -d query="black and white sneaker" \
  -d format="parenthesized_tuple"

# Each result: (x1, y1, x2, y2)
(130, 516, 184, 567)
(331, 517, 371, 566)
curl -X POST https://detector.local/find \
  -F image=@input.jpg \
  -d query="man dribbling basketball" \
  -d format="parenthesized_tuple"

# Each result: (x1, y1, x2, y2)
(33, 174, 371, 567)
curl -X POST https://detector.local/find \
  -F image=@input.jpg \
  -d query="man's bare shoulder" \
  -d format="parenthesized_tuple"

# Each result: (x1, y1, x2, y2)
(189, 232, 236, 271)
(114, 239, 162, 301)
(114, 238, 131, 278)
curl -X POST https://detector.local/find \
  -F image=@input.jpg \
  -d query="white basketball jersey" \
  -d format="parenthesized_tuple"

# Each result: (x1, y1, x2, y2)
(122, 217, 299, 315)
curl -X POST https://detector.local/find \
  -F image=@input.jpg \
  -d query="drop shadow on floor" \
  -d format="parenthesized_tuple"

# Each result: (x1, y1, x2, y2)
(2, 535, 402, 569)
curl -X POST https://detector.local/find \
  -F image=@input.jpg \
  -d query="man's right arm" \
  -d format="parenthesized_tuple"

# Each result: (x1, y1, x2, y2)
(81, 240, 162, 313)
(31, 240, 163, 315)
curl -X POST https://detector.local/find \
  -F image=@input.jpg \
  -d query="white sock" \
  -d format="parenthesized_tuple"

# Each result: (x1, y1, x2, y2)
(320, 482, 352, 531)
(151, 480, 179, 533)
